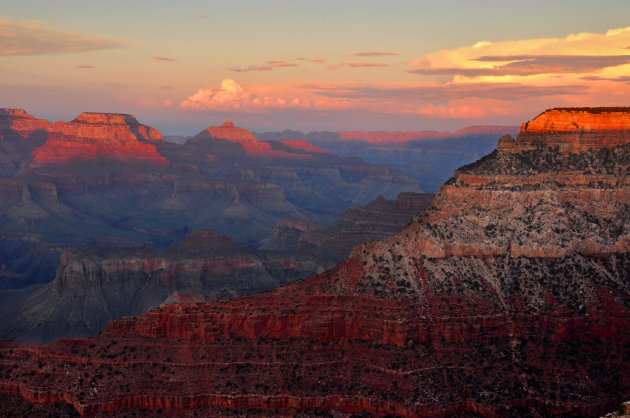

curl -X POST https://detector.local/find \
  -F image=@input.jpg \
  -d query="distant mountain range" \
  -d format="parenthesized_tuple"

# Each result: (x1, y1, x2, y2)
(256, 125, 520, 192)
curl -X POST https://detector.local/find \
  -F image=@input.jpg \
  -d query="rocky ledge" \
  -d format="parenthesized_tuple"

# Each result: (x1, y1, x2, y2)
(499, 107, 630, 154)
(29, 112, 167, 167)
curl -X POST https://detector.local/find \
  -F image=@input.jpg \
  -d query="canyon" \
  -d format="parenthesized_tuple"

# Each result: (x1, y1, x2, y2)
(0, 110, 421, 288)
(0, 192, 431, 344)
(1, 107, 628, 416)
(257, 125, 520, 192)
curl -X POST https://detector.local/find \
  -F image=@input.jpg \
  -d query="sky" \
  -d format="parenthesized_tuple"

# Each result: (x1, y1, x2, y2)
(2, 0, 630, 135)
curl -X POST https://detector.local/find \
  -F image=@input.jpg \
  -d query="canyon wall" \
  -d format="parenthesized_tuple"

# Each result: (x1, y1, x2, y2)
(1, 108, 629, 416)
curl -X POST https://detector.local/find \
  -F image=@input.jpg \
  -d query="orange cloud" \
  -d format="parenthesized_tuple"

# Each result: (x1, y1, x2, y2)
(229, 60, 298, 72)
(76, 65, 93, 69)
(180, 79, 359, 112)
(229, 65, 272, 72)
(267, 60, 298, 68)
(327, 62, 389, 70)
(295, 57, 325, 63)
(181, 78, 585, 118)
(348, 52, 399, 57)
(151, 55, 176, 62)
(410, 26, 630, 82)
(0, 17, 125, 55)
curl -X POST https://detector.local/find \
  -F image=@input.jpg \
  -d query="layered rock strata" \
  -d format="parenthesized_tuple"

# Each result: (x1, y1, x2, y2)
(30, 112, 167, 167)
(500, 107, 630, 154)
(3, 108, 629, 416)
(0, 228, 325, 343)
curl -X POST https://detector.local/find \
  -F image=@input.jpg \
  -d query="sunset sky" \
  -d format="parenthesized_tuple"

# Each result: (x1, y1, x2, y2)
(2, 0, 630, 134)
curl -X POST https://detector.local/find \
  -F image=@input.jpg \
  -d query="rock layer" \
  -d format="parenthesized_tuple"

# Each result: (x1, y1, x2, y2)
(30, 112, 167, 167)
(0, 228, 326, 343)
(3, 108, 629, 416)
(500, 107, 630, 154)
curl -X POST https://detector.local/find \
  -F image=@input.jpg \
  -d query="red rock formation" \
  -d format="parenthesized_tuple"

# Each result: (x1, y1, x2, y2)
(281, 140, 330, 154)
(0, 109, 52, 137)
(29, 112, 168, 168)
(201, 121, 317, 158)
(203, 120, 273, 155)
(499, 107, 630, 154)
(1, 108, 629, 416)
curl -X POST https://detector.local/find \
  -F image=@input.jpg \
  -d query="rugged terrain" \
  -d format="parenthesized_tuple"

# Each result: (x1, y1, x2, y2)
(0, 193, 432, 344)
(0, 110, 420, 288)
(257, 125, 520, 192)
(261, 192, 434, 265)
(1, 107, 628, 416)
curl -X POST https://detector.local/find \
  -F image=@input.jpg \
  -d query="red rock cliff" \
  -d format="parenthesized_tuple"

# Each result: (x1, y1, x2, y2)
(0, 109, 52, 137)
(499, 107, 630, 154)
(1, 107, 630, 417)
(29, 112, 167, 167)
(203, 121, 273, 155)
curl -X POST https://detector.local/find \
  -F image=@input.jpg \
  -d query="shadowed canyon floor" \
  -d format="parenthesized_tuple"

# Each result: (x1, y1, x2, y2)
(0, 192, 432, 344)
(1, 107, 629, 416)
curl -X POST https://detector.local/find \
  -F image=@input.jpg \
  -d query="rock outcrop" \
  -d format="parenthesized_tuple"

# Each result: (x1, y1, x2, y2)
(29, 112, 167, 167)
(200, 120, 275, 156)
(0, 109, 52, 136)
(280, 140, 330, 154)
(1, 107, 629, 416)
(0, 109, 51, 176)
(500, 107, 630, 154)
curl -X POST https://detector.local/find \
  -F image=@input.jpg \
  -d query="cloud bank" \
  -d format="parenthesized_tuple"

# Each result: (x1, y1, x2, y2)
(410, 26, 630, 80)
(0, 17, 125, 55)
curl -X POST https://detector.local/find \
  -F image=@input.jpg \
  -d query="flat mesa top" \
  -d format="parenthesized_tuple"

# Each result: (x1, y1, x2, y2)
(547, 107, 630, 114)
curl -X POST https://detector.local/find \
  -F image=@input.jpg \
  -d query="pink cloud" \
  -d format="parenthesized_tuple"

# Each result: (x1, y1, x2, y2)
(180, 79, 359, 112)
(151, 55, 176, 62)
(348, 52, 399, 57)
(229, 65, 272, 72)
(295, 57, 325, 63)
(327, 62, 389, 70)
(229, 60, 298, 72)
(267, 60, 298, 68)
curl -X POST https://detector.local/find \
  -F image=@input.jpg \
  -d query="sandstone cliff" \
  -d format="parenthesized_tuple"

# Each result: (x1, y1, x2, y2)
(500, 107, 630, 154)
(30, 112, 167, 167)
(1, 108, 629, 416)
